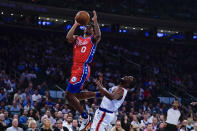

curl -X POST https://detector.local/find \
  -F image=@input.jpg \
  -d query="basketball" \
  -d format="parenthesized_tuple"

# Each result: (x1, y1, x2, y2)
(75, 11, 90, 25)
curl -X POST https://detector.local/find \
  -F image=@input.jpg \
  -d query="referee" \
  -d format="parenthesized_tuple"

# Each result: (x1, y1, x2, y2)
(165, 100, 182, 131)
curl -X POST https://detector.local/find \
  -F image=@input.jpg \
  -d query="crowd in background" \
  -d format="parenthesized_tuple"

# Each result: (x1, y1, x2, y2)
(8, 0, 197, 21)
(0, 30, 197, 131)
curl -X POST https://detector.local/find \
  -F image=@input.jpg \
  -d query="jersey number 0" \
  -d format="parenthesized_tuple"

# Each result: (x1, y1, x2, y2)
(81, 46, 86, 53)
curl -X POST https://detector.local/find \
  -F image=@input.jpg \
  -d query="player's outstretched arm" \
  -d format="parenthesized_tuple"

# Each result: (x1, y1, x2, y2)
(96, 80, 122, 100)
(92, 10, 101, 45)
(66, 20, 79, 43)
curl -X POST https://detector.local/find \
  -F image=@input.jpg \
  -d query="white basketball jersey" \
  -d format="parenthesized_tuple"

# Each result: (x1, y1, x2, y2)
(100, 86, 128, 112)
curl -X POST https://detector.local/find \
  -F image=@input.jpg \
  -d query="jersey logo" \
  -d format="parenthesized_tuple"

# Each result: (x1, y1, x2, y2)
(77, 39, 88, 46)
(71, 76, 77, 82)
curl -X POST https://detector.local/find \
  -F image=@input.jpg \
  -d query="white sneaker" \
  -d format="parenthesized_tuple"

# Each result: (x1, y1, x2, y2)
(79, 116, 91, 131)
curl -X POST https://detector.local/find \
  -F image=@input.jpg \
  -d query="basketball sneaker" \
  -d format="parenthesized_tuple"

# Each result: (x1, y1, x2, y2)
(79, 115, 91, 131)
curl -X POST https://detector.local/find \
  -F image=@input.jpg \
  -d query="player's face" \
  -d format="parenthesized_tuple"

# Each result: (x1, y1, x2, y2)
(122, 76, 134, 88)
(173, 101, 179, 109)
(84, 25, 93, 36)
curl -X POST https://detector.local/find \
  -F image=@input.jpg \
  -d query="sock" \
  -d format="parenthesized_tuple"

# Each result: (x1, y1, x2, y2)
(96, 92, 101, 98)
(81, 112, 88, 119)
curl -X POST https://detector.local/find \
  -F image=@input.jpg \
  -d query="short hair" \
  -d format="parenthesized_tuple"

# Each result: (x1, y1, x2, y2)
(28, 120, 37, 128)
(12, 118, 18, 124)
(56, 119, 63, 124)
(0, 113, 4, 120)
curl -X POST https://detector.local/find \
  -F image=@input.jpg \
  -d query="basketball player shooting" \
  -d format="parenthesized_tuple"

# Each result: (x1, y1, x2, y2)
(65, 10, 101, 131)
(90, 75, 136, 131)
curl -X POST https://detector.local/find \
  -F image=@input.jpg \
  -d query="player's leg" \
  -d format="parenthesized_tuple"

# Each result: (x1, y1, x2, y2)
(66, 89, 91, 131)
(74, 91, 102, 100)
(66, 91, 84, 113)
(91, 110, 109, 131)
(74, 65, 102, 100)
(66, 65, 94, 130)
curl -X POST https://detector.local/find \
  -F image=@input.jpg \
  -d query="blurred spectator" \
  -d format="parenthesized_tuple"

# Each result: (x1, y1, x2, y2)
(111, 120, 125, 131)
(121, 115, 130, 131)
(56, 111, 63, 121)
(156, 122, 165, 131)
(71, 119, 79, 131)
(186, 118, 194, 131)
(26, 119, 39, 131)
(32, 90, 42, 103)
(27, 83, 34, 95)
(152, 117, 158, 130)
(3, 111, 12, 127)
(193, 121, 197, 131)
(24, 101, 34, 111)
(54, 119, 69, 131)
(53, 104, 60, 112)
(144, 123, 154, 131)
(37, 85, 45, 96)
(63, 115, 72, 130)
(41, 118, 53, 131)
(19, 110, 28, 125)
(131, 115, 140, 127)
(10, 101, 21, 115)
(0, 113, 7, 130)
(62, 105, 70, 114)
(6, 118, 23, 131)
(0, 89, 8, 102)
(41, 110, 56, 125)
(141, 113, 149, 127)
(14, 90, 22, 103)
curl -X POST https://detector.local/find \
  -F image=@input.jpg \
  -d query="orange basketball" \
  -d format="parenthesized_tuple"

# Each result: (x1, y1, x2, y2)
(75, 11, 90, 26)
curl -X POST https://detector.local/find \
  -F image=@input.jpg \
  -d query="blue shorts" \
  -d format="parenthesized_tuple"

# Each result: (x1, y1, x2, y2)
(66, 64, 90, 93)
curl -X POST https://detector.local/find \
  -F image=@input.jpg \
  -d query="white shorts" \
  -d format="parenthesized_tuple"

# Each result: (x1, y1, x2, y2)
(91, 109, 116, 131)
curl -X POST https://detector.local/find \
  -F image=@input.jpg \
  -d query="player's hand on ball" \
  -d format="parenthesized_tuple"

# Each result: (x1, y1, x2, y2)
(74, 20, 80, 26)
(92, 10, 97, 22)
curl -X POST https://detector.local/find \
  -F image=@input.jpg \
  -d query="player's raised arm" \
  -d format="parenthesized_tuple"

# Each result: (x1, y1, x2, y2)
(92, 10, 101, 45)
(96, 80, 123, 100)
(66, 20, 79, 44)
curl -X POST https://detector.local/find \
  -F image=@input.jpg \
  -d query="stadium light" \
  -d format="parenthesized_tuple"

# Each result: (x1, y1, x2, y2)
(145, 32, 149, 37)
(63, 20, 67, 22)
(20, 14, 23, 17)
(193, 36, 197, 39)
(64, 24, 72, 31)
(10, 13, 13, 16)
(38, 21, 41, 25)
(55, 19, 58, 21)
(46, 22, 51, 26)
(1, 12, 3, 15)
(157, 33, 164, 37)
(80, 26, 85, 30)
(42, 22, 46, 26)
